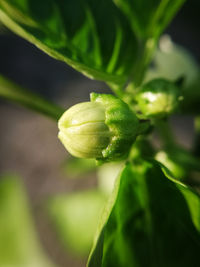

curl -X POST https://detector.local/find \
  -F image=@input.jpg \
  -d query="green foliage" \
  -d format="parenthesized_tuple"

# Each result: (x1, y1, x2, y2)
(145, 35, 199, 86)
(88, 161, 200, 267)
(145, 35, 200, 115)
(156, 147, 200, 180)
(114, 0, 185, 40)
(1, 1, 200, 267)
(48, 190, 106, 256)
(97, 161, 125, 195)
(0, 0, 185, 90)
(0, 174, 55, 267)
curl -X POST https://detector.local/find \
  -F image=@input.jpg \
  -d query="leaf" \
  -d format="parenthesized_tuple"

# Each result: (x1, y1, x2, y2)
(114, 0, 186, 85)
(97, 161, 125, 196)
(144, 35, 200, 114)
(88, 160, 200, 267)
(114, 0, 186, 40)
(145, 35, 199, 86)
(0, 0, 185, 88)
(0, 174, 55, 267)
(0, 0, 138, 87)
(47, 190, 106, 256)
(155, 147, 200, 180)
(0, 75, 64, 120)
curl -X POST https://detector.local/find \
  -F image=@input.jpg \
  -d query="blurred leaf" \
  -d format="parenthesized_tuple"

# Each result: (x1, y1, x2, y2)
(62, 157, 96, 178)
(0, 174, 55, 267)
(0, 75, 64, 120)
(145, 35, 199, 86)
(48, 190, 106, 256)
(97, 161, 124, 196)
(0, 0, 185, 89)
(145, 35, 200, 114)
(88, 161, 200, 267)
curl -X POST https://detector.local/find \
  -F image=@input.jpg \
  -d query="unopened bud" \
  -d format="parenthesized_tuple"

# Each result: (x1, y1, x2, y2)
(136, 78, 181, 118)
(58, 93, 139, 162)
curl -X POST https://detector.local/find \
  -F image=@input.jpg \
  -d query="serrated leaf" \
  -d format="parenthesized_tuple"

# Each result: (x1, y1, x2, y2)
(88, 160, 200, 267)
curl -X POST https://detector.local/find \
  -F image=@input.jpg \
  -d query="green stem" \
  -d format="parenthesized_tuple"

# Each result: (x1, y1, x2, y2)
(0, 75, 64, 121)
(107, 81, 125, 98)
(126, 37, 156, 91)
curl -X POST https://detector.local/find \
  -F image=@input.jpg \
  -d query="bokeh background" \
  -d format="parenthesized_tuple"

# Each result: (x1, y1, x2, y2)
(0, 1, 199, 266)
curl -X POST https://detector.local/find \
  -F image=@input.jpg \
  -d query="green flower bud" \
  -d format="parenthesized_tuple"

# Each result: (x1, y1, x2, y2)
(136, 78, 181, 118)
(58, 93, 139, 161)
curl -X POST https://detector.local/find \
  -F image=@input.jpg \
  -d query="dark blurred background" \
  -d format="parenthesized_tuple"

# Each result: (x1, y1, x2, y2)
(0, 1, 199, 266)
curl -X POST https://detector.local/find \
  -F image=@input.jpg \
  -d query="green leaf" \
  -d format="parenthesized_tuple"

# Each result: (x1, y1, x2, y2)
(114, 0, 185, 85)
(0, 75, 64, 120)
(47, 190, 106, 256)
(97, 161, 125, 196)
(0, 0, 138, 88)
(48, 190, 105, 256)
(155, 147, 200, 180)
(0, 0, 185, 89)
(0, 174, 55, 267)
(114, 0, 185, 40)
(88, 160, 200, 267)
(145, 35, 199, 86)
(144, 35, 200, 114)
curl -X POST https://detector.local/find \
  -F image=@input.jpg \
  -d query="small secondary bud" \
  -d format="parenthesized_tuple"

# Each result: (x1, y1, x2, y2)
(58, 93, 140, 162)
(136, 78, 181, 118)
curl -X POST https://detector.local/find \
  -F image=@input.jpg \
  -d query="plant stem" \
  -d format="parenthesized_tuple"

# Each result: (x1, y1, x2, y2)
(0, 75, 64, 121)
(107, 81, 125, 98)
(126, 37, 156, 92)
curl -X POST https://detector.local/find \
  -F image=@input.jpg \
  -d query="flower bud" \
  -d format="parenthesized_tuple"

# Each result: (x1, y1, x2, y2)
(58, 93, 139, 161)
(136, 78, 181, 118)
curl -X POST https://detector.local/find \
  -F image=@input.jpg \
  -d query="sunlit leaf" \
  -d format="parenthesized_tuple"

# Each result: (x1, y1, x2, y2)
(88, 160, 200, 267)
(0, 0, 137, 87)
(0, 0, 185, 88)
